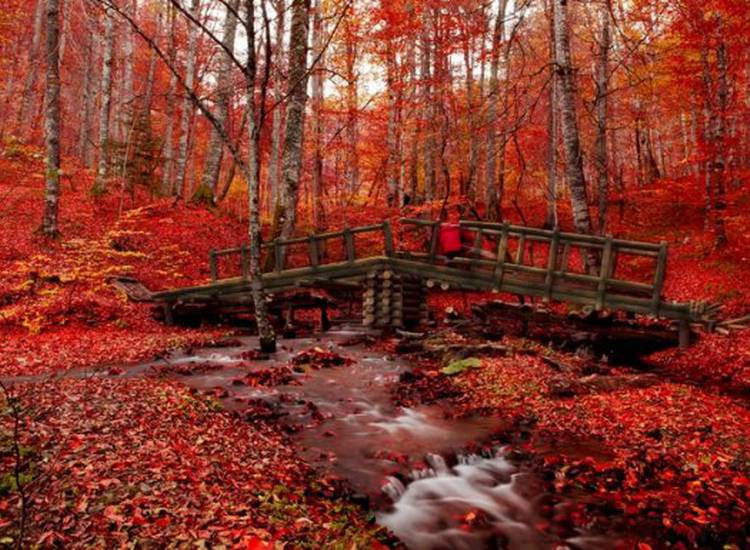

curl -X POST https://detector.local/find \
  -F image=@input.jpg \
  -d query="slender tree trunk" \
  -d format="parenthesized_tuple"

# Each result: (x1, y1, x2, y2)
(344, 24, 359, 197)
(243, 0, 276, 352)
(272, 0, 312, 245)
(161, 3, 177, 195)
(485, 0, 507, 220)
(17, 0, 45, 138)
(545, 0, 558, 229)
(78, 31, 96, 166)
(199, 0, 240, 202)
(554, 0, 596, 269)
(267, 0, 286, 214)
(173, 0, 201, 198)
(92, 9, 115, 194)
(310, 0, 325, 228)
(420, 11, 435, 203)
(120, 0, 136, 140)
(386, 43, 400, 207)
(463, 30, 478, 201)
(594, 0, 610, 233)
(713, 36, 729, 247)
(42, 0, 61, 236)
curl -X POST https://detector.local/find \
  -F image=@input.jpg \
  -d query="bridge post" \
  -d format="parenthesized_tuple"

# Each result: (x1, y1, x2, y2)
(209, 250, 218, 282)
(678, 319, 690, 349)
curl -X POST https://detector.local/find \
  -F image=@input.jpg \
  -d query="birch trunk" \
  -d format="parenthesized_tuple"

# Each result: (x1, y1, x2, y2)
(174, 0, 201, 198)
(161, 3, 177, 195)
(78, 31, 96, 166)
(463, 29, 478, 200)
(485, 0, 507, 220)
(386, 44, 399, 207)
(274, 0, 312, 244)
(42, 0, 61, 236)
(545, 0, 558, 229)
(92, 9, 115, 194)
(244, 0, 276, 352)
(199, 0, 240, 202)
(17, 0, 45, 138)
(267, 0, 285, 214)
(553, 0, 596, 269)
(594, 0, 610, 232)
(713, 37, 729, 247)
(420, 11, 435, 203)
(544, 3, 559, 229)
(310, 0, 325, 228)
(345, 33, 360, 196)
(120, 0, 136, 140)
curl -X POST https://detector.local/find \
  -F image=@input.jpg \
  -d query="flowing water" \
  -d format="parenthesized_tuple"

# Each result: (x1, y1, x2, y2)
(31, 327, 611, 549)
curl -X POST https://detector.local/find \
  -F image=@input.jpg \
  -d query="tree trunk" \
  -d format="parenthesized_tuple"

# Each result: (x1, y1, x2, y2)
(173, 0, 201, 198)
(485, 0, 507, 221)
(713, 36, 729, 247)
(463, 27, 478, 201)
(553, 0, 596, 269)
(17, 0, 45, 138)
(545, 0, 558, 229)
(344, 25, 360, 197)
(420, 10, 435, 203)
(42, 0, 61, 237)
(386, 43, 400, 207)
(92, 9, 115, 194)
(161, 3, 177, 195)
(267, 0, 286, 214)
(77, 31, 96, 167)
(272, 0, 311, 247)
(594, 0, 610, 233)
(310, 0, 325, 228)
(120, 0, 136, 140)
(198, 0, 240, 202)
(244, 0, 276, 352)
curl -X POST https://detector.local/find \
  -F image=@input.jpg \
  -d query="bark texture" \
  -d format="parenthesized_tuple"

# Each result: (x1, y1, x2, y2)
(92, 9, 115, 194)
(174, 0, 200, 198)
(42, 0, 61, 236)
(199, 0, 240, 202)
(553, 0, 595, 257)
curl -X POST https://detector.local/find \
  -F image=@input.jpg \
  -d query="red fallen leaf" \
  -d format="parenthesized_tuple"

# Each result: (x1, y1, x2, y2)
(132, 508, 147, 526)
(637, 544, 653, 550)
(155, 515, 171, 528)
(103, 505, 125, 523)
(243, 537, 271, 550)
(108, 366, 124, 375)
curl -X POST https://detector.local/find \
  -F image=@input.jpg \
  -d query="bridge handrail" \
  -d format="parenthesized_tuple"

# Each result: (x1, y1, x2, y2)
(208, 221, 394, 282)
(398, 218, 668, 316)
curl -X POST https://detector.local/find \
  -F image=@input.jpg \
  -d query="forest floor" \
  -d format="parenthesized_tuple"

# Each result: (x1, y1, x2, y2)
(1, 149, 749, 548)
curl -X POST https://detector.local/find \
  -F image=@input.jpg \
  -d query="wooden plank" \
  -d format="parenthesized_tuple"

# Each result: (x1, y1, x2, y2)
(383, 220, 395, 257)
(209, 250, 218, 282)
(515, 234, 526, 265)
(308, 236, 319, 268)
(240, 246, 249, 279)
(344, 229, 355, 263)
(651, 241, 668, 315)
(544, 230, 559, 302)
(559, 242, 571, 273)
(596, 236, 613, 310)
(274, 240, 283, 272)
(428, 221, 440, 263)
(494, 222, 509, 284)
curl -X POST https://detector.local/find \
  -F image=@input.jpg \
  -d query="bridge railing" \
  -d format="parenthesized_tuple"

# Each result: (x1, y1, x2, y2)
(397, 218, 668, 315)
(208, 221, 395, 282)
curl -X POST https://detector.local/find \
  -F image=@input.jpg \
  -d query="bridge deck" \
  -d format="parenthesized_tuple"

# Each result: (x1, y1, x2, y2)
(143, 219, 708, 326)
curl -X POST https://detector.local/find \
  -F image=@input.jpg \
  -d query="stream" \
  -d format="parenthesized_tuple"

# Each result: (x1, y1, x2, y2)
(64, 327, 611, 549)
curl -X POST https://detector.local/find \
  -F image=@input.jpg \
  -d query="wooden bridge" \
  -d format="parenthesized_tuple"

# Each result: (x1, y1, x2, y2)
(115, 219, 712, 347)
